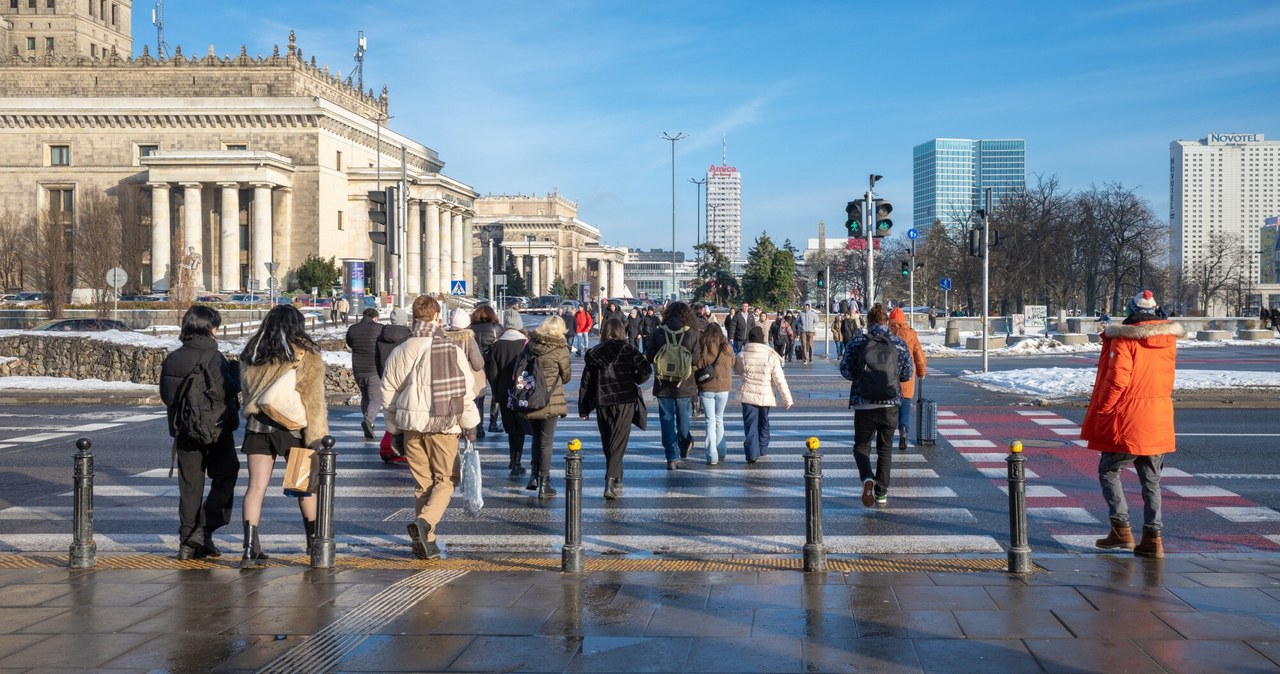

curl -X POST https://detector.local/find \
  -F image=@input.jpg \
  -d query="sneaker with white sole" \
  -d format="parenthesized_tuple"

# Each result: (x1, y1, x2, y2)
(861, 479, 876, 507)
(875, 490, 888, 506)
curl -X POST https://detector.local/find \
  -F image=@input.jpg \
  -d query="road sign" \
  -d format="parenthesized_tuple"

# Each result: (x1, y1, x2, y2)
(450, 280, 467, 296)
(105, 267, 127, 290)
(907, 228, 919, 240)
(265, 261, 279, 275)
(1024, 305, 1047, 331)
(939, 277, 952, 291)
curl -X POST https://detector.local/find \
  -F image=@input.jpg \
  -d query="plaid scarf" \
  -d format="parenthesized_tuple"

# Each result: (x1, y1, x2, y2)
(410, 320, 466, 419)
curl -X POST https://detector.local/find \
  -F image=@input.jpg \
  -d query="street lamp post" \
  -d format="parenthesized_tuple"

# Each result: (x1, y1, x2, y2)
(526, 235, 535, 296)
(662, 132, 686, 301)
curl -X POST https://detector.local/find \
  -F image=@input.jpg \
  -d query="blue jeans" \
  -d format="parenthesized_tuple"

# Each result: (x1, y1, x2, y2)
(657, 397, 693, 462)
(897, 393, 913, 435)
(574, 332, 589, 354)
(741, 404, 771, 462)
(699, 391, 729, 463)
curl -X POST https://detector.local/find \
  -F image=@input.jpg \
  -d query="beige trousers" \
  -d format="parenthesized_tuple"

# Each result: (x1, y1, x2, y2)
(403, 431, 460, 541)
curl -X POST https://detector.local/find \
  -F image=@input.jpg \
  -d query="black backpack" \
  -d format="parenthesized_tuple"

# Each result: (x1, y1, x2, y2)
(507, 345, 550, 413)
(854, 333, 901, 402)
(173, 363, 226, 445)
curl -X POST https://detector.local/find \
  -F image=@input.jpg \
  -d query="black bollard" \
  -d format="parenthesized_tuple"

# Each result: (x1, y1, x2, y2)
(311, 435, 337, 569)
(69, 438, 96, 569)
(803, 436, 826, 572)
(562, 439, 584, 573)
(1006, 440, 1032, 574)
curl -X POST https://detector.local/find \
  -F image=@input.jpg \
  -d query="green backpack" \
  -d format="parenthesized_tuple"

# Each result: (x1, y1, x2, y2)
(654, 326, 692, 383)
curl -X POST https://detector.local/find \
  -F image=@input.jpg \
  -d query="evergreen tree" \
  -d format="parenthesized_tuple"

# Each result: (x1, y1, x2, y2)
(740, 233, 779, 308)
(549, 274, 570, 297)
(693, 242, 738, 306)
(768, 240, 798, 308)
(294, 254, 342, 293)
(503, 252, 527, 296)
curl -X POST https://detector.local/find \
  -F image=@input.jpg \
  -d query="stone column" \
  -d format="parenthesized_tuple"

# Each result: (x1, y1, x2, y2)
(450, 209, 464, 291)
(531, 253, 542, 297)
(218, 183, 240, 293)
(149, 182, 171, 291)
(251, 183, 273, 292)
(424, 204, 440, 295)
(546, 247, 557, 289)
(612, 260, 623, 298)
(438, 208, 452, 296)
(462, 216, 473, 296)
(406, 199, 421, 295)
(599, 258, 609, 298)
(179, 183, 204, 290)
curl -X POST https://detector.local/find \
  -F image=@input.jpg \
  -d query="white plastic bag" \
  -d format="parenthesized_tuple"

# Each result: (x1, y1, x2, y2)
(460, 439, 484, 516)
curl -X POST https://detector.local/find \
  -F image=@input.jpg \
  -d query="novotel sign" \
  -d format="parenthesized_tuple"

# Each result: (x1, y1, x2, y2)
(1208, 133, 1263, 144)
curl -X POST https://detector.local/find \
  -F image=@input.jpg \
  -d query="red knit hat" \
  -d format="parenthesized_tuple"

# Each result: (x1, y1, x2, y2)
(889, 307, 905, 321)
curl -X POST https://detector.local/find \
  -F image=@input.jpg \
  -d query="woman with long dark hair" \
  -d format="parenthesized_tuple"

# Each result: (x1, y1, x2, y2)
(470, 304, 502, 436)
(579, 317, 651, 499)
(238, 304, 328, 569)
(693, 322, 733, 465)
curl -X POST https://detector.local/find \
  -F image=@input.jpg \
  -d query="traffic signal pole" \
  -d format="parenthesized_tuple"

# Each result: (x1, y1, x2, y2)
(909, 240, 916, 330)
(982, 187, 992, 373)
(865, 175, 875, 307)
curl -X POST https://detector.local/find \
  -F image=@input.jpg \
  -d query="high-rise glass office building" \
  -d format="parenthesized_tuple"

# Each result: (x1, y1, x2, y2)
(913, 138, 1026, 230)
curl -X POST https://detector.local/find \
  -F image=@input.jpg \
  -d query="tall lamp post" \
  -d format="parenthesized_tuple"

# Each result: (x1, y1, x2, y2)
(662, 132, 686, 301)
(689, 177, 706, 261)
(526, 234, 535, 296)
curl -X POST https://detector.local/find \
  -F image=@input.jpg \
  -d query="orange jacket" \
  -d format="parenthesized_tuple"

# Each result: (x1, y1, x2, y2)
(887, 308, 926, 399)
(1079, 319, 1183, 455)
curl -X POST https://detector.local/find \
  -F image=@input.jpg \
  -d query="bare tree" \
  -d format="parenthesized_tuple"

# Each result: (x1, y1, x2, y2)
(75, 191, 123, 315)
(33, 209, 72, 318)
(117, 185, 151, 295)
(1186, 232, 1242, 315)
(0, 210, 28, 291)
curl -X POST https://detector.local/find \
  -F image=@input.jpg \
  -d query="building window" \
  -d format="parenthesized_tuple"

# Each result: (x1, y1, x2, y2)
(9, 0, 18, 10)
(138, 144, 158, 158)
(335, 150, 342, 171)
(337, 210, 344, 231)
(27, 0, 35, 8)
(45, 37, 54, 51)
(90, 44, 96, 57)
(86, 0, 91, 15)
(111, 3, 116, 24)
(224, 143, 247, 151)
(50, 145, 70, 166)
(49, 187, 74, 218)
(26, 37, 36, 51)
(46, 0, 53, 8)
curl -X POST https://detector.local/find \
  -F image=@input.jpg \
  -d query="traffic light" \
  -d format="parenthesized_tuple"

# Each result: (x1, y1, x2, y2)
(844, 201, 863, 237)
(900, 260, 910, 276)
(816, 274, 825, 288)
(968, 228, 981, 257)
(367, 187, 397, 255)
(873, 199, 893, 237)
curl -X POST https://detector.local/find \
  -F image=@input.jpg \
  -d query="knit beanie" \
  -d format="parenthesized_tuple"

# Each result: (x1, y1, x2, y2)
(1132, 290, 1158, 312)
(449, 307, 471, 330)
(889, 307, 906, 322)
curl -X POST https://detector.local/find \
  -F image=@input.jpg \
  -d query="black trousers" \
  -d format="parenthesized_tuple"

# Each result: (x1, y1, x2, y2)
(853, 406, 896, 494)
(175, 433, 240, 545)
(529, 416, 559, 476)
(597, 402, 635, 483)
(499, 404, 530, 465)
(474, 394, 486, 430)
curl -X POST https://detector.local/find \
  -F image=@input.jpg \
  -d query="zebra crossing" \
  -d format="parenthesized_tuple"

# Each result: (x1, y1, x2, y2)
(0, 402, 1007, 556)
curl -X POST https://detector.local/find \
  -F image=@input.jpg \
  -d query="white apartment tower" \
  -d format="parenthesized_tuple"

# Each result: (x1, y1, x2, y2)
(1171, 133, 1280, 308)
(706, 159, 742, 262)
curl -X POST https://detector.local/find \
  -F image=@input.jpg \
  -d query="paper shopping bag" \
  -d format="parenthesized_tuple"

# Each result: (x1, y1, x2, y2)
(282, 446, 317, 497)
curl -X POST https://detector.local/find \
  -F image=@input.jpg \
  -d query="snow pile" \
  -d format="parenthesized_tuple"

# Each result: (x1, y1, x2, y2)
(0, 376, 156, 392)
(321, 351, 352, 369)
(961, 367, 1280, 398)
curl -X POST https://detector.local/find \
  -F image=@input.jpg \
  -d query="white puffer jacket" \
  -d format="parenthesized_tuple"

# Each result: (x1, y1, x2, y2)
(734, 342, 792, 408)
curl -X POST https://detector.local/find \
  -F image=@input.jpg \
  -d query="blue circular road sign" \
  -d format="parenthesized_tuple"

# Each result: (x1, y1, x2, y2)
(907, 228, 919, 240)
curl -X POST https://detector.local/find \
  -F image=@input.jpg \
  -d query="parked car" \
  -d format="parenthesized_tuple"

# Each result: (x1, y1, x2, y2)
(8, 291, 47, 306)
(560, 299, 581, 312)
(228, 294, 266, 305)
(0, 294, 16, 303)
(194, 294, 228, 303)
(29, 318, 131, 332)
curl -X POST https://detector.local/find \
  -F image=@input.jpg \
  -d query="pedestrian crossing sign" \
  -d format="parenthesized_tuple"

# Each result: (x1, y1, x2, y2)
(450, 280, 467, 296)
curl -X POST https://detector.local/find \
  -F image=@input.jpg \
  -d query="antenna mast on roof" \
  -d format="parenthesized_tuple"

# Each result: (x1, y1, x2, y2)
(722, 133, 727, 166)
(151, 1, 169, 60)
(348, 31, 367, 91)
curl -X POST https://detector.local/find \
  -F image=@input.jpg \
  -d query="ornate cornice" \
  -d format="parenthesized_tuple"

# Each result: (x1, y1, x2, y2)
(0, 112, 321, 129)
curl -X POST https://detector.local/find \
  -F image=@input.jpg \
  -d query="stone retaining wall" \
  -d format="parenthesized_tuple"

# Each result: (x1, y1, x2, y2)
(0, 335, 356, 395)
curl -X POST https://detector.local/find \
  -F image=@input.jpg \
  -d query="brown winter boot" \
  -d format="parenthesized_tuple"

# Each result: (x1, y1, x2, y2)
(1095, 520, 1135, 550)
(1134, 529, 1164, 559)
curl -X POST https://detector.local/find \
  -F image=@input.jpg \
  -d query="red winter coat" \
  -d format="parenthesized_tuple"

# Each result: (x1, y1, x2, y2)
(575, 309, 594, 335)
(1079, 319, 1183, 455)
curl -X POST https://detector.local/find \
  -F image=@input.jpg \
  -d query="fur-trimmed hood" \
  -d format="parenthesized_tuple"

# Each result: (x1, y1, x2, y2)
(1103, 320, 1184, 341)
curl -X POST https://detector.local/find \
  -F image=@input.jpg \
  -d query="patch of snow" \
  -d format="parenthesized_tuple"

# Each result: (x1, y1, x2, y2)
(0, 376, 155, 392)
(0, 329, 180, 350)
(321, 351, 352, 369)
(961, 367, 1280, 398)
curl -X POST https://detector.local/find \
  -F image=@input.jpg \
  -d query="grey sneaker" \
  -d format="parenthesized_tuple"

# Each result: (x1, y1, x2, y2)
(407, 518, 439, 559)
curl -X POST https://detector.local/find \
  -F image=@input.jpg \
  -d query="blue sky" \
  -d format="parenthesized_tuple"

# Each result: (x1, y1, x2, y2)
(151, 0, 1280, 255)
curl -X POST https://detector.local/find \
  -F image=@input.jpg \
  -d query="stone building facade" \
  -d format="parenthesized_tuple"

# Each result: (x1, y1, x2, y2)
(0, 14, 477, 298)
(472, 192, 627, 299)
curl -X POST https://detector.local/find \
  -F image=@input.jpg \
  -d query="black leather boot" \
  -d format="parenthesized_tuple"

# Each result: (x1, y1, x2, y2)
(604, 478, 620, 501)
(304, 519, 317, 558)
(239, 521, 268, 570)
(200, 526, 220, 558)
(538, 473, 557, 498)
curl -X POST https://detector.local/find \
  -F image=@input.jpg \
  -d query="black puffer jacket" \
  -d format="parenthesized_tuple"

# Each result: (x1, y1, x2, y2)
(472, 321, 501, 356)
(375, 324, 410, 378)
(158, 334, 240, 441)
(486, 328, 528, 400)
(645, 317, 701, 399)
(579, 338, 651, 416)
(345, 317, 382, 377)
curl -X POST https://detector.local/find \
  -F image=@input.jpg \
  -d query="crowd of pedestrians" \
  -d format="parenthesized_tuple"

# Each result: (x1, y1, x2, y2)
(157, 289, 1183, 563)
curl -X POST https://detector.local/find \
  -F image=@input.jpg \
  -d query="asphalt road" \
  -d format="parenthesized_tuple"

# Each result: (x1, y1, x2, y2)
(0, 345, 1278, 558)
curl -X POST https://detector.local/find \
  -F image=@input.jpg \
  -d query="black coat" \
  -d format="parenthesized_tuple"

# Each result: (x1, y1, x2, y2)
(472, 321, 501, 356)
(625, 314, 641, 340)
(159, 334, 240, 441)
(640, 314, 659, 337)
(345, 318, 382, 377)
(486, 330, 529, 399)
(375, 324, 411, 378)
(579, 339, 652, 416)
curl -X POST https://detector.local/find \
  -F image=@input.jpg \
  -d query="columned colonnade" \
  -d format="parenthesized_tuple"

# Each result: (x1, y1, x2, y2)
(405, 198, 472, 296)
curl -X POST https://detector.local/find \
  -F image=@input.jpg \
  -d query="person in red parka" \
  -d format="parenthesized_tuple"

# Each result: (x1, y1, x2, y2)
(573, 305, 594, 356)
(1079, 290, 1184, 559)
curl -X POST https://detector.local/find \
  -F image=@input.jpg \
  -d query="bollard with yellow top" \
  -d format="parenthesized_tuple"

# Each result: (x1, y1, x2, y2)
(562, 438, 584, 573)
(803, 436, 826, 572)
(1006, 440, 1032, 573)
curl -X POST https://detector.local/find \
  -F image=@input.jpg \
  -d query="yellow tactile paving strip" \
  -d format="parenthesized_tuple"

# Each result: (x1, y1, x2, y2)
(0, 554, 1037, 573)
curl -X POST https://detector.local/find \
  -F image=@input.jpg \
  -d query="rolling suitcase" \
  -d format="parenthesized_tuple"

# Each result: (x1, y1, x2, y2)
(916, 377, 937, 447)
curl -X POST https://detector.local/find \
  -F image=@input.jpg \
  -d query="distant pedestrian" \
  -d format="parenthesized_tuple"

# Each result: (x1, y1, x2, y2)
(487, 322, 531, 476)
(521, 314, 573, 497)
(784, 311, 797, 361)
(573, 305, 594, 356)
(445, 308, 487, 442)
(626, 308, 642, 350)
(1081, 290, 1183, 559)
(336, 296, 351, 324)
(1271, 306, 1280, 333)
(734, 325, 792, 463)
(470, 305, 503, 436)
(329, 296, 339, 324)
(380, 295, 478, 560)
(841, 304, 913, 507)
(887, 307, 927, 451)
(502, 299, 524, 330)
(646, 301, 701, 469)
(728, 302, 752, 354)
(639, 306, 658, 353)
(346, 308, 383, 440)
(694, 322, 734, 465)
(840, 305, 864, 354)
(768, 311, 793, 362)
(239, 304, 329, 568)
(579, 317, 652, 499)
(797, 302, 820, 363)
(159, 305, 240, 560)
